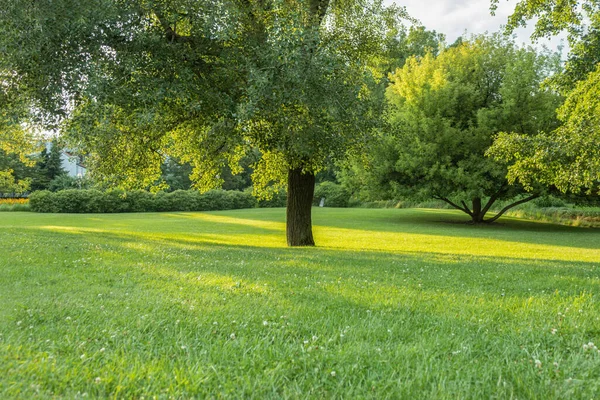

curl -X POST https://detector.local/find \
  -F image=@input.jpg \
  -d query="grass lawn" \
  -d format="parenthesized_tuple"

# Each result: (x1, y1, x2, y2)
(1, 208, 599, 398)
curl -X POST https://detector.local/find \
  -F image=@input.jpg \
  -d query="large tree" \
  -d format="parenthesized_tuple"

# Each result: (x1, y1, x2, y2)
(488, 0, 600, 195)
(0, 0, 405, 245)
(352, 35, 562, 223)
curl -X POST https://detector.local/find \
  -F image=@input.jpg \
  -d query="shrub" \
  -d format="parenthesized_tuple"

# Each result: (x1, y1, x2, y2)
(225, 190, 257, 210)
(313, 182, 350, 207)
(201, 190, 230, 211)
(153, 191, 171, 212)
(123, 190, 155, 212)
(29, 189, 258, 213)
(102, 189, 130, 213)
(257, 189, 287, 208)
(51, 189, 104, 213)
(30, 190, 61, 213)
(165, 190, 200, 212)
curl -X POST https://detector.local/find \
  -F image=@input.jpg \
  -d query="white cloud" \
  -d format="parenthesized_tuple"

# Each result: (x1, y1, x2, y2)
(387, 0, 567, 53)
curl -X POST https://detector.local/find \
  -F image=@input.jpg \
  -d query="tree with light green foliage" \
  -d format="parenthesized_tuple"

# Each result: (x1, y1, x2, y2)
(0, 76, 36, 194)
(0, 0, 408, 245)
(352, 35, 562, 223)
(488, 0, 600, 195)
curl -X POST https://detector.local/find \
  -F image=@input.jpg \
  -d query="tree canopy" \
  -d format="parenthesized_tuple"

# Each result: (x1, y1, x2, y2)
(346, 35, 562, 223)
(488, 0, 600, 195)
(0, 0, 408, 244)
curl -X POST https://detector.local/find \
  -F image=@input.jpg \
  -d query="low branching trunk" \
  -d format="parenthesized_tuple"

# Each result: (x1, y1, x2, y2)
(286, 168, 315, 246)
(434, 193, 540, 223)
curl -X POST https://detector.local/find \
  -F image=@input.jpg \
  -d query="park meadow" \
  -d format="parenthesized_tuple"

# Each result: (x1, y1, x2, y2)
(1, 208, 599, 398)
(2, 0, 600, 397)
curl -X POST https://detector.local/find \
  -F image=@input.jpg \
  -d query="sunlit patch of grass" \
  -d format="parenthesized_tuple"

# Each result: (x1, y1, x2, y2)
(1, 208, 599, 398)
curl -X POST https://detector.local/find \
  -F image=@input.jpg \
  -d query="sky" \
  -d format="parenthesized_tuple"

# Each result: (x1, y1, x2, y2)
(387, 0, 567, 54)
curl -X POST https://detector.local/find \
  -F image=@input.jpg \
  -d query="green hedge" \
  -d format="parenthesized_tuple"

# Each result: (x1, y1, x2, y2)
(30, 189, 258, 213)
(257, 189, 287, 208)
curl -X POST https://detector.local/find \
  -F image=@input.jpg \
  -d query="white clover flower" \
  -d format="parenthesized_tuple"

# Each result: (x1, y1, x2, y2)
(263, 321, 269, 326)
(330, 371, 336, 377)
(95, 377, 101, 384)
(534, 359, 542, 368)
(230, 333, 236, 340)
(99, 348, 105, 352)
(303, 340, 309, 345)
(551, 328, 557, 334)
(312, 335, 318, 341)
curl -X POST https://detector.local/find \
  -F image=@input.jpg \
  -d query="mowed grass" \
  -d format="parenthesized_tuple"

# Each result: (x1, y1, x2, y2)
(1, 208, 599, 399)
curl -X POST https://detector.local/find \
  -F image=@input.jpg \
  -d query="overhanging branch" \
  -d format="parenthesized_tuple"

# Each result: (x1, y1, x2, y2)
(433, 195, 473, 216)
(484, 193, 540, 223)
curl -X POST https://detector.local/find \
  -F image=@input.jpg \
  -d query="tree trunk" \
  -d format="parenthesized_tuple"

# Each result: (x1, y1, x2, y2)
(286, 168, 315, 246)
(471, 197, 484, 223)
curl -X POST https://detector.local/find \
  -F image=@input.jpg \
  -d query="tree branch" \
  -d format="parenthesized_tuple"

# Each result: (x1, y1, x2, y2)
(480, 186, 508, 216)
(433, 195, 472, 216)
(460, 200, 474, 217)
(484, 193, 540, 223)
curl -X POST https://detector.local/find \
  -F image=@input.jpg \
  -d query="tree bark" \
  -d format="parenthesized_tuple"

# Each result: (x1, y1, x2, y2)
(286, 168, 315, 246)
(471, 197, 483, 223)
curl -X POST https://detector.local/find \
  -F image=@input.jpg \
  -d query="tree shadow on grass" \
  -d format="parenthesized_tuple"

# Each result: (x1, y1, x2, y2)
(171, 208, 600, 251)
(19, 224, 600, 300)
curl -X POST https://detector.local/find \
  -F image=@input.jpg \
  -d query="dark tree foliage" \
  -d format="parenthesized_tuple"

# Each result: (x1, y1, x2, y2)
(30, 141, 67, 191)
(0, 0, 408, 245)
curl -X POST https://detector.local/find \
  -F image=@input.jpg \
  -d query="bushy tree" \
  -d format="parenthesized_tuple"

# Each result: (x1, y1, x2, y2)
(488, 0, 600, 195)
(352, 35, 562, 223)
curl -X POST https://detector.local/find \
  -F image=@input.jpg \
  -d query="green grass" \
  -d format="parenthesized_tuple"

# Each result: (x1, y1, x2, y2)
(1, 208, 599, 398)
